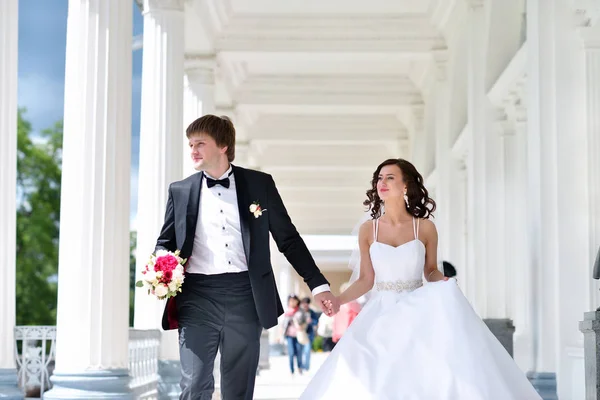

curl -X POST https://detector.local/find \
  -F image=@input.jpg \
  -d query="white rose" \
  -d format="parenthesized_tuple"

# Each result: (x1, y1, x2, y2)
(155, 271, 163, 280)
(249, 204, 258, 213)
(172, 267, 184, 280)
(144, 270, 157, 284)
(155, 284, 169, 298)
(168, 280, 179, 293)
(155, 249, 169, 258)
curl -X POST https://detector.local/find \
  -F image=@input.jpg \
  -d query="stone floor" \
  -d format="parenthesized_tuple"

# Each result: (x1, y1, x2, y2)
(253, 352, 328, 400)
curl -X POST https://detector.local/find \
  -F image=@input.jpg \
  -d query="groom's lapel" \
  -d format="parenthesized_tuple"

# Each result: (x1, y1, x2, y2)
(185, 172, 203, 250)
(233, 165, 251, 264)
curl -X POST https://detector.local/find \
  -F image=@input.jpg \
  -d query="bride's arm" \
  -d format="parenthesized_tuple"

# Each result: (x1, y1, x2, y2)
(338, 221, 375, 305)
(422, 220, 447, 282)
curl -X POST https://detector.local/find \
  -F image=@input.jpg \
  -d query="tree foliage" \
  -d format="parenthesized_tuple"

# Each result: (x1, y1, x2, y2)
(15, 109, 63, 325)
(16, 109, 137, 327)
(130, 230, 137, 327)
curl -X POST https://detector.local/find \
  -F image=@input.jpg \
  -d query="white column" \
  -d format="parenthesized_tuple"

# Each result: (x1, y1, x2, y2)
(509, 114, 535, 372)
(432, 52, 452, 261)
(422, 94, 437, 177)
(235, 141, 251, 168)
(182, 75, 202, 177)
(0, 1, 22, 398)
(526, 0, 560, 386)
(582, 31, 600, 310)
(44, 0, 132, 398)
(274, 249, 295, 309)
(448, 160, 468, 288)
(466, 0, 488, 316)
(134, 0, 185, 330)
(133, 2, 185, 397)
(213, 109, 256, 169)
(409, 107, 426, 171)
(484, 114, 507, 319)
(182, 61, 215, 177)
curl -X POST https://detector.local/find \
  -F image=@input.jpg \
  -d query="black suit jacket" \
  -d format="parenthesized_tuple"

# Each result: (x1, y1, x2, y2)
(156, 165, 329, 330)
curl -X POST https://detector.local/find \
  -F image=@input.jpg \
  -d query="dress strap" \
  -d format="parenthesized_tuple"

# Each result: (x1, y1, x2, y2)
(412, 218, 420, 240)
(373, 219, 379, 242)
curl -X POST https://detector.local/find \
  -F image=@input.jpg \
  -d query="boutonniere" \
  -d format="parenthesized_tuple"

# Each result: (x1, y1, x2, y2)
(249, 201, 267, 218)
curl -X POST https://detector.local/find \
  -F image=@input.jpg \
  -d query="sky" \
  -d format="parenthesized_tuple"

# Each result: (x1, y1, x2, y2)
(17, 1, 144, 227)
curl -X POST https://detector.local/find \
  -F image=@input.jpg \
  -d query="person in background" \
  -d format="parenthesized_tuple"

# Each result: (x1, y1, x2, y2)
(280, 295, 305, 375)
(443, 261, 457, 278)
(332, 282, 362, 344)
(317, 312, 335, 352)
(300, 297, 319, 370)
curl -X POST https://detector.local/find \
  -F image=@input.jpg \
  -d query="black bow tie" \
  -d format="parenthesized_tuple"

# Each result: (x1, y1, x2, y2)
(205, 171, 232, 189)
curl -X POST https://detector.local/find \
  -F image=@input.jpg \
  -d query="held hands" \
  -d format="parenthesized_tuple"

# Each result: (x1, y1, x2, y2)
(314, 291, 340, 317)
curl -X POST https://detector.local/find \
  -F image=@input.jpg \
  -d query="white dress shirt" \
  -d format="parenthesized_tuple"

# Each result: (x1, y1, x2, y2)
(186, 165, 331, 296)
(186, 166, 248, 274)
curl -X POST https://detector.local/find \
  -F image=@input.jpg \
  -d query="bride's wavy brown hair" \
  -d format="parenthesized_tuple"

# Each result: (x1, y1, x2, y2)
(363, 158, 436, 220)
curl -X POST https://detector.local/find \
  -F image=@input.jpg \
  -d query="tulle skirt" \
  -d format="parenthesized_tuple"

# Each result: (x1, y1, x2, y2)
(300, 279, 542, 400)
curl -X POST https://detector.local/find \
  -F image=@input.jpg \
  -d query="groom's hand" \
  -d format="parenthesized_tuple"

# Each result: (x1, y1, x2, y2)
(314, 291, 339, 316)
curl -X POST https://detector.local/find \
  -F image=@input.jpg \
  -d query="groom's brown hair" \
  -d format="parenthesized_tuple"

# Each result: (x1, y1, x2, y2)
(186, 114, 236, 162)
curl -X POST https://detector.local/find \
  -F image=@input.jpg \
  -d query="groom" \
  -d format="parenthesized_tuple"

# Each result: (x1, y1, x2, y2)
(155, 114, 339, 400)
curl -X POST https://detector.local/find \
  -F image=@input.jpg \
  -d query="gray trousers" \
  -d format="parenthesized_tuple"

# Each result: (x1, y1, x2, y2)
(176, 271, 262, 400)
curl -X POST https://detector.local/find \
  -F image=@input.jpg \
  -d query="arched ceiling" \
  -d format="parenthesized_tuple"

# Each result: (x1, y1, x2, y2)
(183, 0, 456, 234)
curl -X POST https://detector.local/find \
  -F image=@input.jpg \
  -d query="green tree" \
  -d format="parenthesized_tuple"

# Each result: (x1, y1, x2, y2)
(15, 109, 63, 326)
(130, 230, 137, 327)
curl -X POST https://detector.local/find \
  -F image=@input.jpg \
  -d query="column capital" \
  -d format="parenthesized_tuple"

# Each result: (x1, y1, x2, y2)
(215, 106, 236, 120)
(504, 98, 528, 126)
(491, 108, 511, 135)
(432, 49, 449, 82)
(574, 1, 600, 47)
(185, 55, 216, 86)
(143, 0, 185, 12)
(456, 157, 467, 172)
(574, 0, 600, 27)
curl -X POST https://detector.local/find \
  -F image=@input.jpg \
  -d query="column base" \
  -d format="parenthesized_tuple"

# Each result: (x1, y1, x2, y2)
(527, 372, 558, 400)
(483, 318, 515, 357)
(43, 369, 132, 399)
(0, 369, 24, 400)
(579, 310, 600, 400)
(157, 360, 181, 400)
(258, 329, 270, 372)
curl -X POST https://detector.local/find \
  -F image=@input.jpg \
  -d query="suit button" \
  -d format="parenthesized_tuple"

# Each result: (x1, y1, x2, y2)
(228, 261, 232, 265)
(222, 226, 225, 230)
(225, 244, 228, 247)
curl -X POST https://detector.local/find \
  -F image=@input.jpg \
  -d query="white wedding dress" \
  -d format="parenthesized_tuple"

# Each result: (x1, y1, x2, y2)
(300, 218, 542, 400)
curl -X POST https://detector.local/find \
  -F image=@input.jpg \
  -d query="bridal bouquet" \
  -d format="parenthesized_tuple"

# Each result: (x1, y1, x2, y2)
(135, 249, 187, 300)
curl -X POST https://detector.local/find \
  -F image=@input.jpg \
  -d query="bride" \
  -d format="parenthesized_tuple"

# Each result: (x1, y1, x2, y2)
(300, 158, 542, 400)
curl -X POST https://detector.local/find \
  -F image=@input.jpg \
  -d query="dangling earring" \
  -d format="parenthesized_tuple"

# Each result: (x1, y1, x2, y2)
(404, 192, 409, 208)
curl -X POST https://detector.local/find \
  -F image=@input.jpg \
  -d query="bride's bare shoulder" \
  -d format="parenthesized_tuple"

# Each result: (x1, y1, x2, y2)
(359, 219, 374, 233)
(358, 219, 375, 241)
(418, 218, 437, 237)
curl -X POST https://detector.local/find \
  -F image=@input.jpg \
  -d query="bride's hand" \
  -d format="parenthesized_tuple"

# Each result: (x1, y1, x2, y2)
(320, 297, 340, 316)
(315, 291, 340, 316)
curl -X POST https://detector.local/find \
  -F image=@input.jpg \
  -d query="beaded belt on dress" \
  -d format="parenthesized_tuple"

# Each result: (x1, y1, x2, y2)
(375, 279, 423, 293)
